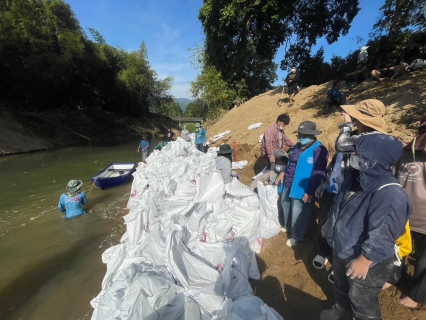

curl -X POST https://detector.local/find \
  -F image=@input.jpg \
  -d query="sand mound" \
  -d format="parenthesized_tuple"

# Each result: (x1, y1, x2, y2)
(206, 69, 426, 320)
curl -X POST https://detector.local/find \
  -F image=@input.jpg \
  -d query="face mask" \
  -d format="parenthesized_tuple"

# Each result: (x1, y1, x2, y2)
(291, 69, 296, 73)
(279, 126, 284, 131)
(350, 154, 360, 170)
(298, 137, 311, 145)
(196, 128, 200, 132)
(274, 164, 285, 173)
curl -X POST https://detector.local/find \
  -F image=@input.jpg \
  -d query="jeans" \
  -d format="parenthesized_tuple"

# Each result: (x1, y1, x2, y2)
(280, 186, 314, 241)
(196, 144, 205, 152)
(333, 251, 394, 319)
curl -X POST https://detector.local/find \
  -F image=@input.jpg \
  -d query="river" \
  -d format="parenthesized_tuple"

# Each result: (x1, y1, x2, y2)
(0, 140, 152, 320)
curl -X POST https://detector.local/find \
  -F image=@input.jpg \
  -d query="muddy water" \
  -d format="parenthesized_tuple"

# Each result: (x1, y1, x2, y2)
(0, 140, 154, 320)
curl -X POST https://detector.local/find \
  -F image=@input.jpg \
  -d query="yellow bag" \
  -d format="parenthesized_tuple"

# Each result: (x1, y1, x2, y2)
(396, 222, 412, 259)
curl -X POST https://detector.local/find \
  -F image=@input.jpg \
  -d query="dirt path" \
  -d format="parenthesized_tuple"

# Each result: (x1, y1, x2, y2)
(206, 69, 426, 320)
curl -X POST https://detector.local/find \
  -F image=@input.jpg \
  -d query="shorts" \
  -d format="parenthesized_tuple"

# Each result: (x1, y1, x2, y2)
(288, 83, 299, 95)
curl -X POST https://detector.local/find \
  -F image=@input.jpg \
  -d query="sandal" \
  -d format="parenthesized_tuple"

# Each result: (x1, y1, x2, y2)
(313, 255, 328, 269)
(320, 304, 351, 320)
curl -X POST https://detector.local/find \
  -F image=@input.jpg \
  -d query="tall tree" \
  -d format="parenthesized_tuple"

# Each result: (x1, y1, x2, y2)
(199, 0, 360, 94)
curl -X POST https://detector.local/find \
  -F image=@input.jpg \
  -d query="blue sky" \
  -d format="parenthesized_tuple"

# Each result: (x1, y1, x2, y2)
(67, 0, 384, 99)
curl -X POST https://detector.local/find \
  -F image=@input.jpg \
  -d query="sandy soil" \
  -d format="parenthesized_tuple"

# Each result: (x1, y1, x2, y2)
(206, 69, 426, 320)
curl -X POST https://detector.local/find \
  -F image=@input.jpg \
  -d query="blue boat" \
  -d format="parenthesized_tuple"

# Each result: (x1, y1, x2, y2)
(90, 163, 137, 190)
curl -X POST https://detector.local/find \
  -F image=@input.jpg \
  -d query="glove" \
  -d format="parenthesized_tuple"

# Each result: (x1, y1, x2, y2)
(236, 174, 241, 180)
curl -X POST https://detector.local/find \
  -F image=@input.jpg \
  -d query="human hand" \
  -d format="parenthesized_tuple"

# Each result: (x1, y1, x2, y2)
(341, 112, 351, 123)
(269, 156, 275, 163)
(275, 172, 284, 185)
(302, 193, 313, 203)
(315, 185, 324, 198)
(346, 255, 373, 280)
(321, 219, 330, 238)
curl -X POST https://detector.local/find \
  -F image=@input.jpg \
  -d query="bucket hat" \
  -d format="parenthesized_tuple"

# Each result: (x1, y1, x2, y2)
(67, 180, 83, 192)
(341, 99, 387, 134)
(360, 46, 369, 52)
(274, 149, 289, 160)
(294, 121, 322, 135)
(196, 123, 200, 128)
(217, 144, 234, 154)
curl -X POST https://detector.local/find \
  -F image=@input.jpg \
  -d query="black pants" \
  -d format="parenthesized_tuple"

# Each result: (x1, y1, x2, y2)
(317, 191, 334, 260)
(408, 231, 426, 305)
(333, 252, 393, 320)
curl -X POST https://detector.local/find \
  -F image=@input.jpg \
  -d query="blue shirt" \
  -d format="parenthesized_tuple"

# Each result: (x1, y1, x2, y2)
(140, 140, 149, 152)
(195, 128, 206, 144)
(58, 192, 88, 218)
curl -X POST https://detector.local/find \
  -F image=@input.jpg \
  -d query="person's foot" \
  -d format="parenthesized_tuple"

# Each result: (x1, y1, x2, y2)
(280, 226, 287, 233)
(399, 295, 418, 308)
(320, 304, 351, 320)
(286, 238, 298, 248)
(382, 282, 392, 290)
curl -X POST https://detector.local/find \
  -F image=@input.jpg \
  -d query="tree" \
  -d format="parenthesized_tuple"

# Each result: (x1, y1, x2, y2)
(185, 100, 206, 117)
(199, 0, 360, 92)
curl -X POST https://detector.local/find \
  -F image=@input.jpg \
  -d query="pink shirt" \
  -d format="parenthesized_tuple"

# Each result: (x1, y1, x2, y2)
(261, 124, 294, 157)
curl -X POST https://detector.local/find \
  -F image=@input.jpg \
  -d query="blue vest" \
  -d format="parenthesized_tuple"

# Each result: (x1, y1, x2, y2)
(289, 140, 321, 199)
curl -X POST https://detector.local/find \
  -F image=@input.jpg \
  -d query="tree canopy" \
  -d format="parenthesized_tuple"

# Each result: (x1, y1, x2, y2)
(0, 0, 176, 117)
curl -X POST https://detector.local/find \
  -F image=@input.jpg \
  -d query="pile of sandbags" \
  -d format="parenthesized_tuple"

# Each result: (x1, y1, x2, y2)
(90, 137, 283, 320)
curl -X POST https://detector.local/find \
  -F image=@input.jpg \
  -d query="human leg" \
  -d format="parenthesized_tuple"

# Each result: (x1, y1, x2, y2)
(196, 144, 204, 152)
(288, 197, 314, 242)
(280, 187, 291, 231)
(320, 252, 352, 319)
(142, 151, 148, 161)
(403, 232, 426, 306)
(349, 256, 393, 320)
(314, 191, 334, 268)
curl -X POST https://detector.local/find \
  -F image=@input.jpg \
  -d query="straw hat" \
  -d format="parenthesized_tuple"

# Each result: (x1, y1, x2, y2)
(341, 99, 387, 134)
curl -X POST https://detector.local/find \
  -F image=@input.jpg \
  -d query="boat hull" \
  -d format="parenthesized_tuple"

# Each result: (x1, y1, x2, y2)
(90, 163, 137, 190)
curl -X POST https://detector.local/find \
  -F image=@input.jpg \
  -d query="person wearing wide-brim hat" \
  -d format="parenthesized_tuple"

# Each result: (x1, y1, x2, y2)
(215, 144, 240, 184)
(275, 120, 329, 248)
(58, 180, 87, 219)
(336, 99, 388, 155)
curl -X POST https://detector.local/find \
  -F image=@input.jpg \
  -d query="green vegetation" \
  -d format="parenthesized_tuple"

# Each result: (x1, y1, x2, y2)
(296, 0, 426, 87)
(0, 0, 176, 117)
(193, 0, 360, 118)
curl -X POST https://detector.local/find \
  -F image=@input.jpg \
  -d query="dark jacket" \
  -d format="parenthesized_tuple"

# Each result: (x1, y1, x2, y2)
(327, 134, 412, 263)
(285, 71, 300, 85)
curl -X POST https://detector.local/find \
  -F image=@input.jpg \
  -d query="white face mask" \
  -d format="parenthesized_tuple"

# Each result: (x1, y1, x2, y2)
(279, 126, 284, 131)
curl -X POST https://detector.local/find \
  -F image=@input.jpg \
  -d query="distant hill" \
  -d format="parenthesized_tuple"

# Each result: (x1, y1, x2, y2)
(174, 98, 193, 113)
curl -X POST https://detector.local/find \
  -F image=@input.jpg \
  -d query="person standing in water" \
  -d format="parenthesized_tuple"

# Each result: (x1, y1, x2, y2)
(58, 180, 87, 219)
(137, 136, 149, 162)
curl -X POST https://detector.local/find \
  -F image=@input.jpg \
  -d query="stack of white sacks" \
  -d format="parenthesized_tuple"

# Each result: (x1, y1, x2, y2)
(90, 137, 283, 320)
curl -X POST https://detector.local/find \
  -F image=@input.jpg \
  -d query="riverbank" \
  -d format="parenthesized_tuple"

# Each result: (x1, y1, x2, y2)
(0, 104, 177, 156)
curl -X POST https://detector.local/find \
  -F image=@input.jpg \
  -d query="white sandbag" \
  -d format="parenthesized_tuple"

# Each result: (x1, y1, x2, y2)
(225, 179, 255, 198)
(207, 130, 231, 145)
(252, 166, 269, 180)
(225, 268, 253, 300)
(198, 171, 225, 204)
(248, 122, 262, 131)
(231, 296, 283, 320)
(232, 160, 248, 170)
(257, 184, 280, 239)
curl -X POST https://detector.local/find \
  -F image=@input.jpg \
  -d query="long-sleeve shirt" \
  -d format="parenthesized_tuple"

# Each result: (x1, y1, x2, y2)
(285, 71, 300, 85)
(260, 124, 294, 158)
(195, 128, 206, 145)
(215, 156, 232, 184)
(283, 143, 329, 196)
(180, 129, 190, 142)
(58, 192, 87, 219)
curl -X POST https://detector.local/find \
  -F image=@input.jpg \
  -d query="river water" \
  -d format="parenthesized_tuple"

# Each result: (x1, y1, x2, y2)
(0, 140, 151, 320)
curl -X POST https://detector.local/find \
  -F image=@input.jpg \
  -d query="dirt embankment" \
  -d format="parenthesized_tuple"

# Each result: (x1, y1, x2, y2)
(206, 69, 426, 320)
(0, 105, 177, 156)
